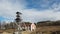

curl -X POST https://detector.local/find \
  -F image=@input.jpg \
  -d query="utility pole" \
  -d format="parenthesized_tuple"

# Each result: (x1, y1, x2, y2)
(15, 11, 22, 34)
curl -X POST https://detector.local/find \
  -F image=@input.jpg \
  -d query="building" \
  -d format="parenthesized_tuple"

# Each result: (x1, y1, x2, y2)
(31, 23, 36, 31)
(20, 22, 32, 31)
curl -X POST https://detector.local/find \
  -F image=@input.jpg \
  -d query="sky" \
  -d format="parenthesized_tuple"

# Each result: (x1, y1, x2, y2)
(0, 0, 60, 23)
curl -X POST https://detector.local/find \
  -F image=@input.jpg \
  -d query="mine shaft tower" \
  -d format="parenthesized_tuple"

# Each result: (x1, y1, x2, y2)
(15, 12, 22, 24)
(15, 11, 22, 34)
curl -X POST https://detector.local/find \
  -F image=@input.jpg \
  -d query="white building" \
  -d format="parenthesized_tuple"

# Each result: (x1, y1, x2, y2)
(31, 23, 36, 31)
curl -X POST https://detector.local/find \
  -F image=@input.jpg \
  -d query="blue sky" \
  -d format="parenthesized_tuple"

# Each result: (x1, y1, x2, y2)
(26, 0, 60, 10)
(0, 16, 5, 21)
(0, 0, 60, 22)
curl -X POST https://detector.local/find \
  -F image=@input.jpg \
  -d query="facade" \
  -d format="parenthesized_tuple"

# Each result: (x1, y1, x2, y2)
(31, 23, 36, 31)
(20, 22, 32, 31)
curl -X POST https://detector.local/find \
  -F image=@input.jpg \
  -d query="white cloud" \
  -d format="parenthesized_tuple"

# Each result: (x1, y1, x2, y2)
(0, 0, 26, 22)
(0, 0, 60, 23)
